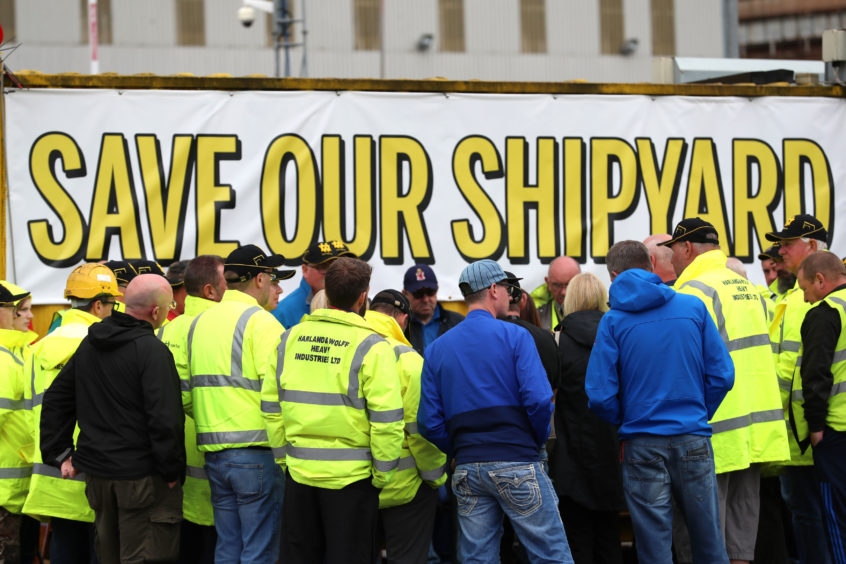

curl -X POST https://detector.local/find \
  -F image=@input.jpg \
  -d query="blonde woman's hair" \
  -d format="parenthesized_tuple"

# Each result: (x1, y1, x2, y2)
(563, 272, 608, 317)
(310, 289, 329, 312)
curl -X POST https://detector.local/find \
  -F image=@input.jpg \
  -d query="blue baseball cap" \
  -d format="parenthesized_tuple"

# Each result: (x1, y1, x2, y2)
(403, 264, 438, 293)
(458, 260, 508, 296)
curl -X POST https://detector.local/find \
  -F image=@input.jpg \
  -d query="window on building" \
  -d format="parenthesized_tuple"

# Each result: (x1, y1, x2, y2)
(354, 0, 380, 51)
(651, 0, 675, 55)
(176, 0, 205, 47)
(520, 0, 547, 53)
(439, 0, 465, 52)
(600, 0, 624, 55)
(79, 0, 113, 45)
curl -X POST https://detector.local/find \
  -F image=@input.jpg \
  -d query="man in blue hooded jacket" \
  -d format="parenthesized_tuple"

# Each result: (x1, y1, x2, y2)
(586, 240, 734, 564)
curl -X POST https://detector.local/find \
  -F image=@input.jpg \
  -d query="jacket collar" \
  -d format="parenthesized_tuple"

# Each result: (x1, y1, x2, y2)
(675, 249, 728, 288)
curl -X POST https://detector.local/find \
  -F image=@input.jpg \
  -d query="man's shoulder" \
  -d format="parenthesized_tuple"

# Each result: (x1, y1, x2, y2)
(437, 304, 465, 324)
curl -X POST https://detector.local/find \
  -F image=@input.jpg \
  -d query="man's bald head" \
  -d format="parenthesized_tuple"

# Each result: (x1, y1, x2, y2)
(546, 256, 581, 304)
(643, 234, 675, 284)
(725, 257, 748, 280)
(124, 274, 173, 328)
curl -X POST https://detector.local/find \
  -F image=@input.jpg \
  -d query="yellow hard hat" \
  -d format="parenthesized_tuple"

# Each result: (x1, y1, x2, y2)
(64, 263, 123, 300)
(0, 280, 31, 306)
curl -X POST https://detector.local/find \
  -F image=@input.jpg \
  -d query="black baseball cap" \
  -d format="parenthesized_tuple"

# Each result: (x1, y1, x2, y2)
(370, 289, 411, 316)
(503, 271, 523, 289)
(0, 284, 28, 306)
(224, 244, 296, 283)
(104, 260, 136, 286)
(165, 260, 189, 288)
(302, 241, 355, 266)
(765, 214, 827, 242)
(659, 218, 720, 246)
(758, 245, 782, 262)
(130, 260, 166, 278)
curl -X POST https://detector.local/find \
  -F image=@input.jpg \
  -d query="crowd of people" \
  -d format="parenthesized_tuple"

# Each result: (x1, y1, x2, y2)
(0, 212, 845, 564)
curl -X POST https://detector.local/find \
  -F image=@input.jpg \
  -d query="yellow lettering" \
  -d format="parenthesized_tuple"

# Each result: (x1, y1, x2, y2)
(196, 135, 239, 257)
(783, 139, 833, 230)
(637, 138, 686, 235)
(733, 139, 779, 257)
(563, 138, 585, 258)
(450, 136, 504, 260)
(86, 134, 144, 259)
(27, 133, 87, 266)
(590, 138, 638, 259)
(683, 139, 729, 248)
(380, 136, 432, 263)
(506, 137, 558, 262)
(321, 135, 376, 259)
(136, 135, 194, 263)
(261, 134, 319, 258)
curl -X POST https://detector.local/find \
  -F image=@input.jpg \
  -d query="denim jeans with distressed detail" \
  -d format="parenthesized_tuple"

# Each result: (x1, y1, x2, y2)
(451, 460, 573, 564)
(623, 434, 728, 564)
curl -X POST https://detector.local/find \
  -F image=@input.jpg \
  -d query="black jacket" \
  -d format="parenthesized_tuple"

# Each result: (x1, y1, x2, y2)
(500, 315, 560, 389)
(41, 311, 186, 483)
(551, 309, 624, 512)
(407, 303, 464, 355)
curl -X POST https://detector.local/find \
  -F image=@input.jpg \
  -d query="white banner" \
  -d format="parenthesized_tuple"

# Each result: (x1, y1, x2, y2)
(4, 88, 845, 303)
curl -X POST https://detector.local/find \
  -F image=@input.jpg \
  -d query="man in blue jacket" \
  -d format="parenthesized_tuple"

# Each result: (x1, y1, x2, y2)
(586, 240, 734, 564)
(418, 259, 573, 563)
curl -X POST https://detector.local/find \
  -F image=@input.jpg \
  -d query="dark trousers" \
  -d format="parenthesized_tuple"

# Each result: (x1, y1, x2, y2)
(178, 521, 216, 564)
(814, 427, 846, 564)
(559, 496, 623, 564)
(85, 475, 182, 564)
(282, 475, 378, 564)
(380, 483, 439, 564)
(50, 517, 97, 564)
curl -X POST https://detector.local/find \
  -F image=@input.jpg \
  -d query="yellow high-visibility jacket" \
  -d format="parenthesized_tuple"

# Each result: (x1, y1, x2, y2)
(676, 250, 789, 473)
(0, 328, 37, 513)
(157, 295, 218, 527)
(22, 308, 100, 522)
(263, 308, 404, 489)
(770, 282, 816, 465)
(364, 311, 447, 508)
(792, 287, 846, 444)
(187, 290, 284, 453)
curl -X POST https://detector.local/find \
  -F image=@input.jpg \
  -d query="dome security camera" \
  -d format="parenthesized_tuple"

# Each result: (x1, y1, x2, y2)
(237, 5, 256, 27)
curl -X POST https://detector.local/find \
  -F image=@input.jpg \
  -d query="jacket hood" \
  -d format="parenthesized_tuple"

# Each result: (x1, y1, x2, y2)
(365, 310, 412, 346)
(88, 311, 153, 350)
(609, 269, 675, 313)
(561, 309, 603, 347)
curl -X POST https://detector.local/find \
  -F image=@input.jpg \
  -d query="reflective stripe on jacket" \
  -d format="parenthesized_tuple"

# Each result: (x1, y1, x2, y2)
(158, 295, 217, 526)
(365, 311, 447, 508)
(22, 310, 99, 522)
(770, 283, 815, 465)
(676, 250, 789, 473)
(263, 308, 404, 489)
(187, 290, 284, 453)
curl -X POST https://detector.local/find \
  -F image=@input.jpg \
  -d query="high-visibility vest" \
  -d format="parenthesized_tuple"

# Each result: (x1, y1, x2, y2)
(187, 290, 284, 453)
(22, 309, 101, 522)
(157, 295, 217, 526)
(0, 328, 36, 513)
(792, 288, 846, 443)
(364, 311, 447, 508)
(263, 308, 404, 489)
(770, 282, 815, 465)
(676, 250, 789, 473)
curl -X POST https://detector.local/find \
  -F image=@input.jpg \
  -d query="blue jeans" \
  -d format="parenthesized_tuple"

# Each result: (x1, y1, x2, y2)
(204, 448, 284, 564)
(451, 460, 573, 564)
(622, 435, 728, 564)
(781, 465, 834, 564)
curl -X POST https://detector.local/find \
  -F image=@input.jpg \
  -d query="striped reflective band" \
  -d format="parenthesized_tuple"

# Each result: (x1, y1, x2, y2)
(0, 346, 23, 366)
(393, 344, 415, 358)
(260, 400, 281, 414)
(829, 296, 846, 315)
(373, 457, 400, 472)
(397, 456, 416, 471)
(420, 465, 447, 481)
(710, 409, 784, 434)
(347, 334, 386, 399)
(275, 330, 292, 403)
(196, 429, 268, 446)
(835, 349, 846, 364)
(679, 280, 728, 344)
(25, 392, 43, 410)
(781, 340, 801, 354)
(280, 389, 365, 409)
(156, 326, 165, 339)
(284, 443, 400, 472)
(368, 407, 404, 423)
(186, 306, 262, 391)
(793, 381, 846, 402)
(191, 374, 261, 392)
(0, 467, 32, 479)
(32, 463, 86, 482)
(778, 379, 792, 392)
(185, 465, 207, 480)
(0, 397, 24, 411)
(272, 446, 286, 458)
(771, 342, 779, 354)
(180, 380, 191, 393)
(726, 333, 771, 353)
(405, 421, 419, 435)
